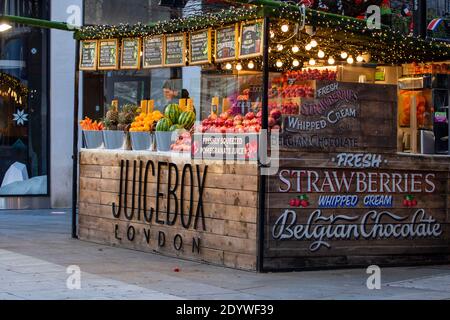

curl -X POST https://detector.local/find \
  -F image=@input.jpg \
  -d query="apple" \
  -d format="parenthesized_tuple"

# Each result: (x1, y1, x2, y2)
(234, 114, 243, 122)
(219, 126, 227, 134)
(219, 112, 229, 120)
(233, 120, 242, 127)
(242, 119, 251, 127)
(226, 127, 235, 133)
(256, 111, 262, 118)
(215, 118, 225, 127)
(250, 118, 258, 125)
(202, 119, 211, 126)
(224, 119, 234, 127)
(208, 113, 218, 121)
(245, 112, 255, 120)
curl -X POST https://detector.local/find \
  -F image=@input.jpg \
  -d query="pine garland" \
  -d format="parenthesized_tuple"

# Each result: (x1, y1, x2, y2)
(74, 2, 450, 64)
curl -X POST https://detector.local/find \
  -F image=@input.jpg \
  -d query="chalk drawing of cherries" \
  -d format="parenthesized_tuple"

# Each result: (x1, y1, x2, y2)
(403, 195, 417, 207)
(289, 194, 310, 208)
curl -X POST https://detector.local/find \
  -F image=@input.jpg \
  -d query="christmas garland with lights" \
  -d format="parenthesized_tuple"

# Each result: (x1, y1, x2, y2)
(74, 2, 450, 64)
(0, 72, 29, 101)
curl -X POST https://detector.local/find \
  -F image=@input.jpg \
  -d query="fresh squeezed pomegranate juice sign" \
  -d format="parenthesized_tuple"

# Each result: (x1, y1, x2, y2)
(269, 153, 444, 252)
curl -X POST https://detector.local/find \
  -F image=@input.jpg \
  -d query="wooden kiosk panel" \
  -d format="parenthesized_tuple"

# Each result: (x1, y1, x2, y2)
(265, 80, 450, 270)
(78, 150, 259, 271)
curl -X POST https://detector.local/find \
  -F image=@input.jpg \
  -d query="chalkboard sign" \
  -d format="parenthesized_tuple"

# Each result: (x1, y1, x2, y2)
(120, 38, 141, 69)
(98, 39, 119, 70)
(79, 40, 98, 71)
(164, 33, 186, 67)
(239, 20, 264, 59)
(189, 29, 212, 65)
(143, 36, 164, 68)
(215, 24, 238, 62)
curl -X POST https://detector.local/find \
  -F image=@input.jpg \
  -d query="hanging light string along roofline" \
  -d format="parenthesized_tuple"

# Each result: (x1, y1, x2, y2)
(74, 2, 450, 64)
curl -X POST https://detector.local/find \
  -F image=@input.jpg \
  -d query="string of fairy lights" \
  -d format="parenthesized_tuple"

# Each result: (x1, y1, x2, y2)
(75, 4, 450, 71)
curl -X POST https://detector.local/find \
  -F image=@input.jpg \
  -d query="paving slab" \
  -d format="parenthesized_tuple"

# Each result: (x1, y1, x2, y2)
(0, 209, 449, 300)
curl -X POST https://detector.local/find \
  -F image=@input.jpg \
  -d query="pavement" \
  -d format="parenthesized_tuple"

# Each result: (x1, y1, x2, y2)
(0, 209, 449, 300)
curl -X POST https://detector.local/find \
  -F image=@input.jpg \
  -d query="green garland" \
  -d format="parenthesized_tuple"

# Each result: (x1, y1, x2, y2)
(74, 2, 450, 64)
(75, 7, 260, 40)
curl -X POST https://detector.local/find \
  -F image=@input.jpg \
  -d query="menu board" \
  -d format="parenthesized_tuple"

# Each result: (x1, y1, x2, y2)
(79, 40, 97, 70)
(239, 20, 264, 59)
(98, 39, 119, 70)
(143, 36, 164, 68)
(120, 38, 141, 69)
(164, 34, 186, 67)
(215, 24, 238, 62)
(189, 29, 212, 65)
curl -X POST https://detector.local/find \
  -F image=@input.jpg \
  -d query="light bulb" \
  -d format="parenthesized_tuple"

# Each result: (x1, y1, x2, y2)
(236, 63, 242, 71)
(292, 59, 300, 67)
(309, 58, 316, 66)
(292, 45, 299, 53)
(347, 56, 354, 64)
(276, 60, 283, 68)
(318, 50, 325, 58)
(281, 24, 289, 33)
(356, 55, 364, 62)
(340, 51, 348, 59)
(310, 39, 318, 47)
(328, 57, 335, 65)
(277, 44, 283, 51)
(305, 43, 312, 51)
(248, 61, 255, 69)
(225, 63, 232, 70)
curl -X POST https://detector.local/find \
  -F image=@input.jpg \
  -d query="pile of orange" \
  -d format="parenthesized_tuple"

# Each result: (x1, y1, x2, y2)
(129, 110, 164, 132)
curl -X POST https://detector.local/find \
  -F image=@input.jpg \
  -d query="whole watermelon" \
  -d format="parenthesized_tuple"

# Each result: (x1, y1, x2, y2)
(164, 104, 181, 124)
(169, 124, 183, 131)
(178, 111, 196, 129)
(156, 118, 172, 131)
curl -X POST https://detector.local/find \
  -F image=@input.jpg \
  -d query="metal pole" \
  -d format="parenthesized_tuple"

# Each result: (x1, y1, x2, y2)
(72, 40, 80, 239)
(257, 15, 270, 273)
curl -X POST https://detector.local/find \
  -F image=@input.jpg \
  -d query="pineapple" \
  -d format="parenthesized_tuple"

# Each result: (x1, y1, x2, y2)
(117, 104, 138, 131)
(105, 104, 119, 130)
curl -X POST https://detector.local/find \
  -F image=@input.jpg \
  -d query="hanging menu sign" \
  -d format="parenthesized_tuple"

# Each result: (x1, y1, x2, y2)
(79, 40, 98, 70)
(189, 29, 212, 65)
(120, 38, 141, 69)
(143, 36, 164, 68)
(239, 20, 264, 59)
(98, 39, 119, 70)
(215, 24, 238, 62)
(164, 33, 186, 67)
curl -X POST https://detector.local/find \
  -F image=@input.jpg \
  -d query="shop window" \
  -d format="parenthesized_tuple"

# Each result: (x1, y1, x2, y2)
(0, 0, 50, 196)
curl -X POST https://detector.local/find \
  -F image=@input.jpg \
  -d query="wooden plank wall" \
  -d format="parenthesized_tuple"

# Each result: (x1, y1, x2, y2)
(264, 153, 450, 270)
(265, 80, 450, 270)
(78, 150, 259, 271)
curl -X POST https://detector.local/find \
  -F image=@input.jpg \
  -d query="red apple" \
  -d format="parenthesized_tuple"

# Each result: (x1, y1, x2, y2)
(233, 114, 243, 122)
(233, 120, 242, 127)
(215, 118, 225, 127)
(256, 111, 262, 118)
(219, 112, 229, 120)
(245, 112, 255, 120)
(219, 126, 227, 134)
(242, 119, 251, 127)
(225, 119, 234, 127)
(208, 113, 218, 121)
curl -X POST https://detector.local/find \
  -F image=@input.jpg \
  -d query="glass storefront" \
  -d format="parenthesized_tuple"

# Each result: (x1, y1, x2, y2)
(0, 0, 49, 196)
